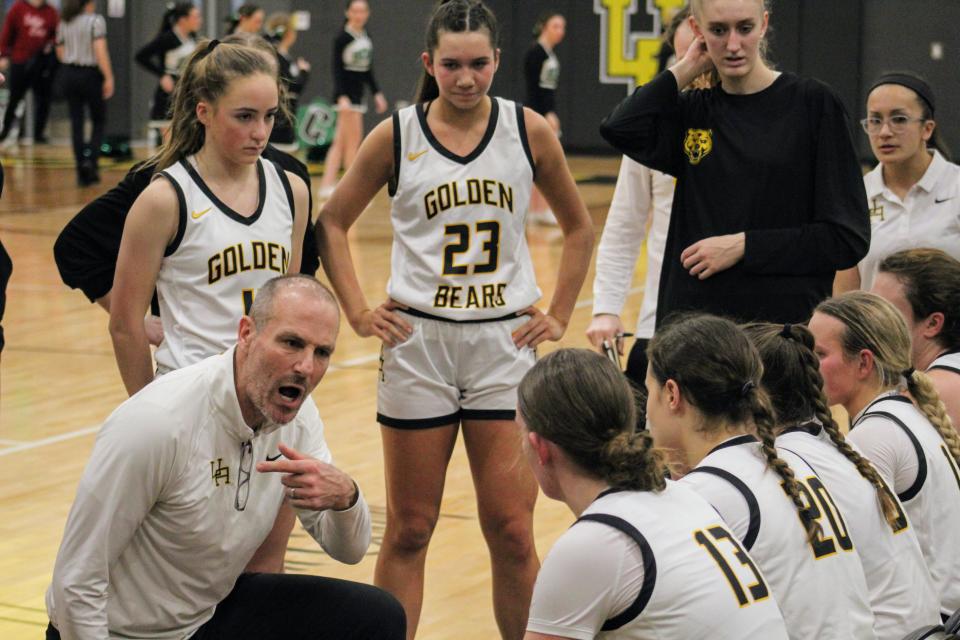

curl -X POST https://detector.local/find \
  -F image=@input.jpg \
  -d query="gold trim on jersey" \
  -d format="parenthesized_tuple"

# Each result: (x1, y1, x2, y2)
(208, 241, 289, 285)
(424, 179, 514, 220)
(433, 282, 507, 310)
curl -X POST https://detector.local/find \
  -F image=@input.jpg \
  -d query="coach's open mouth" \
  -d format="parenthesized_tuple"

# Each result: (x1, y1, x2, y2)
(278, 385, 303, 401)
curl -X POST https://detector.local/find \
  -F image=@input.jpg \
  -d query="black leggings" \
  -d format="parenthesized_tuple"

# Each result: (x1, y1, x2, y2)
(0, 54, 55, 140)
(47, 572, 406, 640)
(60, 65, 106, 167)
(625, 338, 649, 389)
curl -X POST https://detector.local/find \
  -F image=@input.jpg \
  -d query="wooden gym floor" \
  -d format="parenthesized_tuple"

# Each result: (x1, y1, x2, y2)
(0, 143, 640, 638)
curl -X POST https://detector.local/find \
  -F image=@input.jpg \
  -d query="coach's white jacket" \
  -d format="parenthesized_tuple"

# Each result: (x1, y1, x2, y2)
(46, 347, 370, 639)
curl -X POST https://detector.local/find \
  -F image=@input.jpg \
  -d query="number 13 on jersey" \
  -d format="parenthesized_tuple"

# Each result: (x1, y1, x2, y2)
(695, 525, 770, 607)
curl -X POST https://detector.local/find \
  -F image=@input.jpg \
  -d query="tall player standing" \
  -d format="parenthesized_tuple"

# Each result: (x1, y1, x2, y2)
(317, 2, 593, 637)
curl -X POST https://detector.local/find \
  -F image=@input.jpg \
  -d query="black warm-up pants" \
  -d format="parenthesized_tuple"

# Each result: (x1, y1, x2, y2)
(0, 54, 56, 140)
(47, 572, 406, 639)
(60, 65, 106, 168)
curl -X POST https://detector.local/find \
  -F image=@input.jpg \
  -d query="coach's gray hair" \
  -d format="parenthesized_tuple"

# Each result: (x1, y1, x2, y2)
(249, 275, 339, 328)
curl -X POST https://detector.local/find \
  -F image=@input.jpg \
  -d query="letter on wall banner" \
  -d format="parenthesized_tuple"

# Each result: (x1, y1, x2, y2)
(595, 0, 687, 93)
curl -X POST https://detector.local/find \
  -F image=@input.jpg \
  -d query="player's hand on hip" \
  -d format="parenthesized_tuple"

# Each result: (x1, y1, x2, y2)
(257, 443, 359, 511)
(356, 299, 412, 346)
(144, 315, 164, 347)
(681, 232, 745, 280)
(513, 306, 565, 349)
(586, 314, 626, 354)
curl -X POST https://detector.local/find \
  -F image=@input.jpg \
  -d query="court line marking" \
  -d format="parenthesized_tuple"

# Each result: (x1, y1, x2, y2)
(0, 287, 646, 458)
(0, 615, 45, 627)
(0, 602, 47, 613)
(0, 439, 24, 445)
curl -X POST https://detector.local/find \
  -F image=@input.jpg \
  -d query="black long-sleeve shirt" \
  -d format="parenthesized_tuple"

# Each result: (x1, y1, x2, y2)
(53, 146, 318, 303)
(134, 31, 192, 78)
(523, 42, 558, 116)
(271, 49, 310, 145)
(600, 71, 869, 325)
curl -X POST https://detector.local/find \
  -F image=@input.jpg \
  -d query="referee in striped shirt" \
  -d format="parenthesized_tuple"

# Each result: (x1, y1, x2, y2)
(55, 0, 113, 187)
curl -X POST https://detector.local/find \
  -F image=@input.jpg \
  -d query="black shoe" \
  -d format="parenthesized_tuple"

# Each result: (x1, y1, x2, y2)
(77, 161, 97, 187)
(34, 135, 50, 145)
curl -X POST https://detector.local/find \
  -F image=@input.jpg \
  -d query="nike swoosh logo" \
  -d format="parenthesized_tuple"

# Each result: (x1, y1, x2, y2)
(191, 207, 212, 219)
(266, 453, 283, 462)
(407, 149, 428, 161)
(934, 197, 955, 204)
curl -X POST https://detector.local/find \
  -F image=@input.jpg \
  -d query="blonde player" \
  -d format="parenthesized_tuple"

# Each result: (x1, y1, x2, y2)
(317, 2, 593, 636)
(645, 315, 875, 639)
(519, 349, 789, 639)
(745, 322, 940, 638)
(810, 292, 960, 618)
(109, 36, 308, 573)
(873, 249, 960, 430)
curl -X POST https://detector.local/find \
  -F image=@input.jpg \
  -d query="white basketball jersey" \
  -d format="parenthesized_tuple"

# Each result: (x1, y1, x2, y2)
(777, 424, 940, 638)
(854, 395, 960, 615)
(549, 484, 788, 639)
(342, 28, 373, 73)
(538, 48, 559, 91)
(928, 348, 960, 376)
(387, 98, 540, 320)
(165, 33, 195, 77)
(154, 157, 295, 372)
(681, 435, 875, 640)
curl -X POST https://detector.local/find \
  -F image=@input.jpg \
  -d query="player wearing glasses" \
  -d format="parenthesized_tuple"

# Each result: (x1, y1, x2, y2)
(834, 72, 959, 294)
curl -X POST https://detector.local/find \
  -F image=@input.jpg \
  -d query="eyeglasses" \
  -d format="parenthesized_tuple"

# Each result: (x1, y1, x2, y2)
(235, 440, 252, 511)
(860, 115, 927, 134)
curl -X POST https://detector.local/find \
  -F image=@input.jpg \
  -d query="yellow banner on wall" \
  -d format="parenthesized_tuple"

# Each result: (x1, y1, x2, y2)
(594, 0, 687, 92)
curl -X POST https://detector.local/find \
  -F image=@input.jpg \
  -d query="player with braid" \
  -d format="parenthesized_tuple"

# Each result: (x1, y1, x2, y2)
(745, 322, 940, 638)
(811, 291, 960, 618)
(520, 349, 788, 639)
(873, 248, 960, 431)
(645, 314, 874, 639)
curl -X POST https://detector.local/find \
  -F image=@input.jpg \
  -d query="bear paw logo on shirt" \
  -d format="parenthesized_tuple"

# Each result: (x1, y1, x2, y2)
(683, 128, 713, 165)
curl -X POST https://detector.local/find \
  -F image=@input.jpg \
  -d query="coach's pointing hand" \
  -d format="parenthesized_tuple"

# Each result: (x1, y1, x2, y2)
(257, 443, 359, 512)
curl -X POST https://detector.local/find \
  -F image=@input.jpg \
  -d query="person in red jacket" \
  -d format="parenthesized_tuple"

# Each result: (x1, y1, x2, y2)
(0, 0, 59, 144)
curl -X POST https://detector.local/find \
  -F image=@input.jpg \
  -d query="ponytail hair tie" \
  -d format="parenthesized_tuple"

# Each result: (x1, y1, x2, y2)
(903, 367, 916, 380)
(740, 381, 756, 398)
(779, 323, 794, 339)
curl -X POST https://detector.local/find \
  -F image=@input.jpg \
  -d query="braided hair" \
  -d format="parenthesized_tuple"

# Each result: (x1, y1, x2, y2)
(816, 292, 960, 468)
(415, 0, 499, 103)
(648, 314, 818, 542)
(744, 322, 902, 529)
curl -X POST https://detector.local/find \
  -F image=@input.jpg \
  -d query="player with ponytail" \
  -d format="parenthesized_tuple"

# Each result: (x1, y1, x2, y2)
(746, 321, 940, 638)
(519, 349, 788, 639)
(646, 314, 874, 639)
(811, 291, 960, 617)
